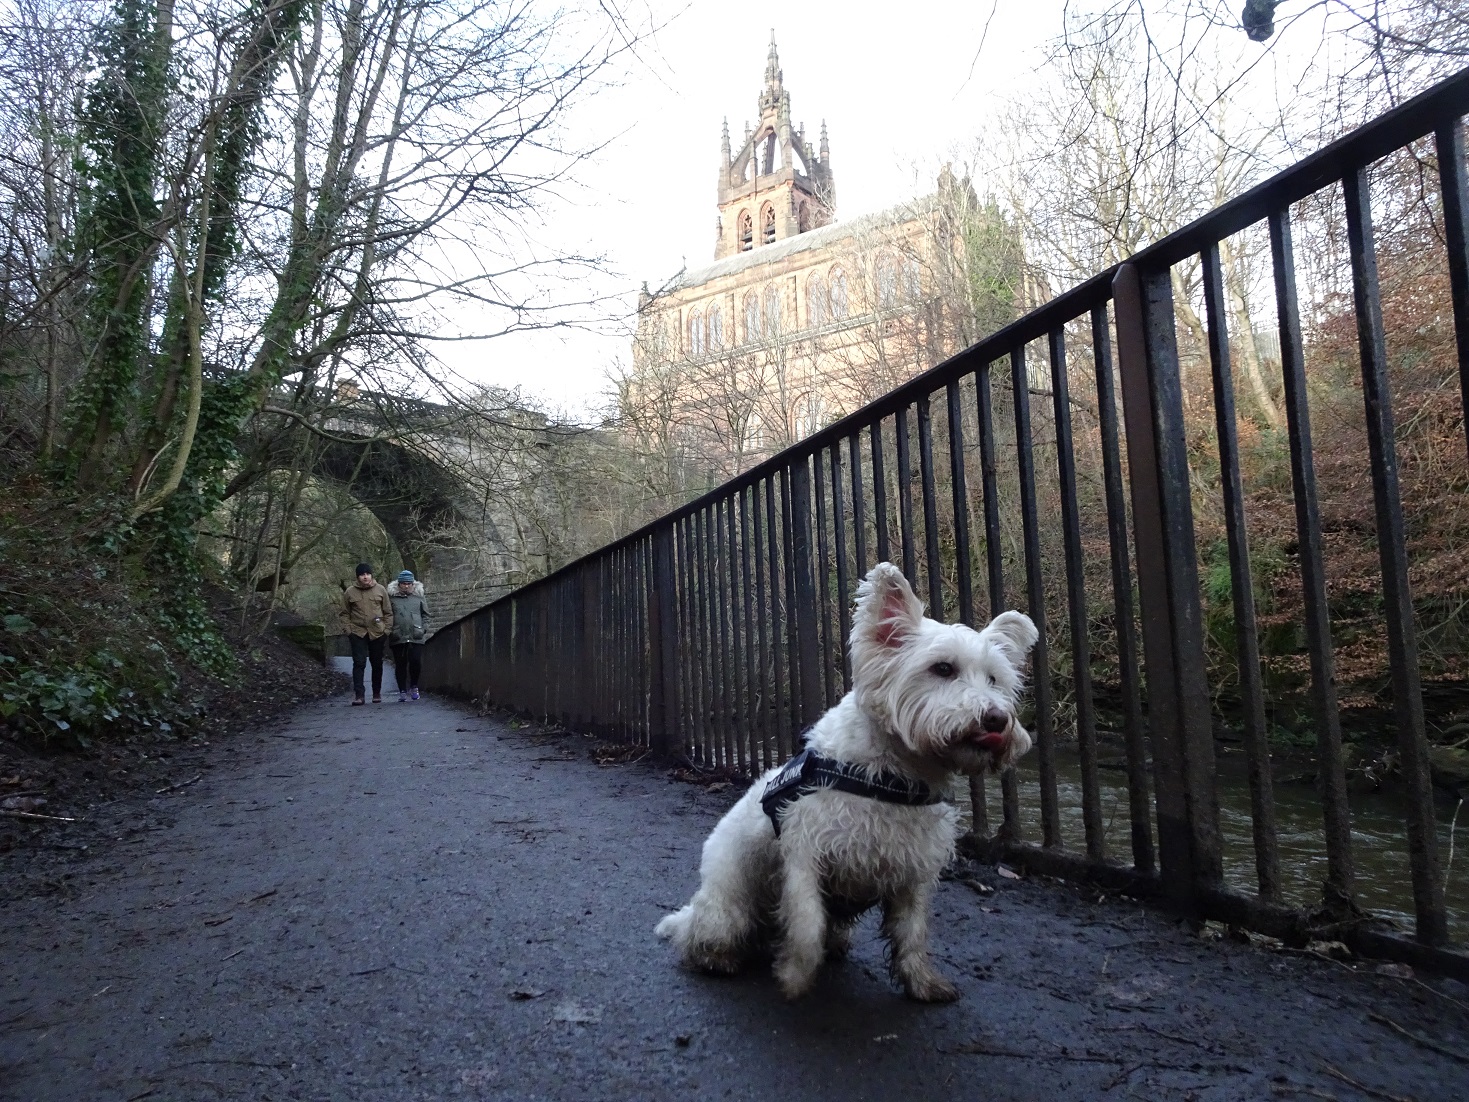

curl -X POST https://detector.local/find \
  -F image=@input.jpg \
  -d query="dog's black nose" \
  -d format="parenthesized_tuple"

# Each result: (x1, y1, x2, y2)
(981, 708, 1009, 734)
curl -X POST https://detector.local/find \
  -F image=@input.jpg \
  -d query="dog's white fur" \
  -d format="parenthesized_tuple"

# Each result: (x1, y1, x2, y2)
(655, 562, 1038, 1002)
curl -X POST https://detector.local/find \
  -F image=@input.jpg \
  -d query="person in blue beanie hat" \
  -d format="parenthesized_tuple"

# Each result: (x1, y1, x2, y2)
(387, 570, 431, 701)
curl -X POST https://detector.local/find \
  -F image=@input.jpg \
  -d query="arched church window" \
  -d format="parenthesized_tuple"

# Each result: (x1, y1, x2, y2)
(902, 255, 921, 299)
(797, 202, 810, 233)
(743, 291, 761, 343)
(738, 211, 753, 252)
(761, 204, 776, 246)
(829, 268, 849, 319)
(688, 307, 704, 356)
(807, 274, 827, 326)
(876, 254, 899, 308)
(762, 284, 782, 336)
(707, 308, 723, 350)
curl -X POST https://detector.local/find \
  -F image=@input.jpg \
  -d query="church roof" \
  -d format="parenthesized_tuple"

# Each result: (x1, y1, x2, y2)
(669, 194, 940, 294)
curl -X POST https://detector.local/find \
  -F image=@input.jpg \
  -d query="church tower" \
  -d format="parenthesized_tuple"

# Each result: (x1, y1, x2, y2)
(714, 34, 835, 260)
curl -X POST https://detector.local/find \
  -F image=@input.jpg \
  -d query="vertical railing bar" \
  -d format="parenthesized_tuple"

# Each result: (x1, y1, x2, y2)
(831, 441, 853, 692)
(1011, 344, 1061, 848)
(1434, 122, 1469, 469)
(677, 514, 697, 761)
(871, 419, 891, 565)
(946, 379, 975, 628)
(711, 504, 732, 769)
(740, 487, 760, 772)
(895, 405, 917, 583)
(917, 394, 945, 619)
(1270, 207, 1356, 914)
(1090, 303, 1155, 875)
(769, 474, 792, 760)
(975, 359, 1014, 841)
(1115, 261, 1222, 904)
(1049, 326, 1105, 860)
(725, 494, 747, 776)
(758, 477, 779, 767)
(1201, 245, 1279, 899)
(813, 448, 836, 708)
(781, 467, 805, 752)
(1345, 166, 1447, 944)
(849, 434, 868, 576)
(690, 512, 709, 762)
(791, 456, 824, 731)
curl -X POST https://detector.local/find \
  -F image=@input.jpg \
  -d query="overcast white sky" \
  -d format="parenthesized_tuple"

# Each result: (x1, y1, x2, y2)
(438, 0, 1326, 420)
(434, 0, 1079, 418)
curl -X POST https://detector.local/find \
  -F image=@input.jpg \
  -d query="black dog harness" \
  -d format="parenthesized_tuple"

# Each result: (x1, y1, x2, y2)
(760, 747, 945, 836)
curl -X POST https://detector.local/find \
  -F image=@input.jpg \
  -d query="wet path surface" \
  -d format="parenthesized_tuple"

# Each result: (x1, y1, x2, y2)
(3, 682, 1468, 1102)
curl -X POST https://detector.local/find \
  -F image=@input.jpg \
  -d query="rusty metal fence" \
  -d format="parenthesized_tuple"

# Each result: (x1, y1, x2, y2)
(424, 68, 1469, 977)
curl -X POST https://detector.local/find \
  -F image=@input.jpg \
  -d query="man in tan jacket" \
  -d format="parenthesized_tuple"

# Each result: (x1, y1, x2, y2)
(342, 562, 394, 704)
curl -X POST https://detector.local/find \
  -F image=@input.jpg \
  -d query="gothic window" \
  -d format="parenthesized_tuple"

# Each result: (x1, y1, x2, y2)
(762, 284, 782, 335)
(743, 413, 763, 452)
(796, 395, 825, 439)
(829, 267, 849, 319)
(761, 204, 776, 246)
(797, 202, 810, 233)
(807, 274, 827, 326)
(707, 308, 724, 351)
(743, 291, 761, 342)
(688, 307, 704, 356)
(738, 210, 753, 252)
(893, 254, 916, 298)
(876, 253, 899, 308)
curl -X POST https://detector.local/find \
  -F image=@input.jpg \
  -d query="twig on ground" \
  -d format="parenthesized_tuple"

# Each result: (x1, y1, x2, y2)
(156, 774, 203, 795)
(0, 809, 78, 822)
(1367, 1012, 1469, 1064)
(945, 1039, 1250, 1077)
(1321, 1064, 1416, 1102)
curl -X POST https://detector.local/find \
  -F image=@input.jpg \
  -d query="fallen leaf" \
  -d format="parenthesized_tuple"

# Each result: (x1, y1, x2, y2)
(996, 864, 1021, 880)
(551, 999, 602, 1024)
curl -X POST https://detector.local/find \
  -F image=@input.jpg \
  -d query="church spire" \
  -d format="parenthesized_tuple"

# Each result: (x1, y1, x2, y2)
(721, 117, 731, 166)
(765, 30, 781, 88)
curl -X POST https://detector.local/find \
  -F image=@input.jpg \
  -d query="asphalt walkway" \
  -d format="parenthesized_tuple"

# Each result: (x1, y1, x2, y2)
(3, 679, 1468, 1101)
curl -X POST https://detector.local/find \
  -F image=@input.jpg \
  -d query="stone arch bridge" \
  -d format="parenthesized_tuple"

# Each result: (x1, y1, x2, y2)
(250, 389, 577, 630)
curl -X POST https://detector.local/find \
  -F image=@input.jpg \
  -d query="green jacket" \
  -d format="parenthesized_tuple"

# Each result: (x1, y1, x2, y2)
(341, 581, 393, 639)
(387, 583, 430, 643)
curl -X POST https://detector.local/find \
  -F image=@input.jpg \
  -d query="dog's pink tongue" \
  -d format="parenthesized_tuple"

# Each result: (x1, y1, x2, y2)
(973, 731, 1008, 754)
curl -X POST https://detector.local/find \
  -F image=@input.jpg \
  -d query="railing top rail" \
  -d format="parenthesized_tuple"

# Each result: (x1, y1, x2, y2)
(433, 62, 1469, 635)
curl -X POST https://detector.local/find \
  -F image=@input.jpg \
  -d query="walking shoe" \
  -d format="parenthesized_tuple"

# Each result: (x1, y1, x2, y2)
(398, 691, 409, 703)
(352, 696, 365, 706)
(372, 694, 382, 704)
(411, 688, 419, 701)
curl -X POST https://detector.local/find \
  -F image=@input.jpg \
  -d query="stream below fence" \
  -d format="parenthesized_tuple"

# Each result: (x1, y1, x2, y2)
(970, 745, 1469, 945)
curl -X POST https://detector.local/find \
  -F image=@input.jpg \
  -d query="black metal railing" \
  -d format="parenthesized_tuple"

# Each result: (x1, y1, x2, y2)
(424, 66, 1469, 978)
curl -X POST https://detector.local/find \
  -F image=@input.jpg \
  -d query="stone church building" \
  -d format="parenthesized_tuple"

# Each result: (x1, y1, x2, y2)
(627, 37, 1022, 481)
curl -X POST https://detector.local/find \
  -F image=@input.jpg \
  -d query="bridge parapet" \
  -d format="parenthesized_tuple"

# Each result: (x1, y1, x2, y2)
(423, 68, 1469, 979)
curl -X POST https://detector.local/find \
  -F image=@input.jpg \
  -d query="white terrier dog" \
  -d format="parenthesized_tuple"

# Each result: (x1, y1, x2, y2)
(655, 562, 1038, 1002)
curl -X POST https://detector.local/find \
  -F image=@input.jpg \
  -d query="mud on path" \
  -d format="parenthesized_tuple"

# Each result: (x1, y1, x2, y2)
(3, 683, 1468, 1102)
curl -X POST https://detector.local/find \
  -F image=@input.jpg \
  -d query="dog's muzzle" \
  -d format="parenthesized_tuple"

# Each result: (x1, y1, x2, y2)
(960, 707, 1012, 755)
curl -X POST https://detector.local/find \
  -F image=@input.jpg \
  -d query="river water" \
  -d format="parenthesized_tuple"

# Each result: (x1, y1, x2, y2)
(966, 745, 1469, 945)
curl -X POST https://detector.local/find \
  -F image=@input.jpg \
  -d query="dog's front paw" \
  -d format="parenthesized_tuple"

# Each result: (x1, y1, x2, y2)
(773, 956, 820, 1000)
(903, 970, 961, 1003)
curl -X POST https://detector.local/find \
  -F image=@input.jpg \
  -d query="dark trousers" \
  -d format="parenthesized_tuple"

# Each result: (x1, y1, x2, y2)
(350, 634, 386, 698)
(391, 642, 423, 692)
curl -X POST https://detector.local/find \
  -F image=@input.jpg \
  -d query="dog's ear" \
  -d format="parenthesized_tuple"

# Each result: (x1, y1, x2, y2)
(981, 610, 1039, 670)
(852, 562, 925, 649)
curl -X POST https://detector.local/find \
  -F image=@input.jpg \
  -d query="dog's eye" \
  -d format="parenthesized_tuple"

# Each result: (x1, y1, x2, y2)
(930, 661, 957, 679)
